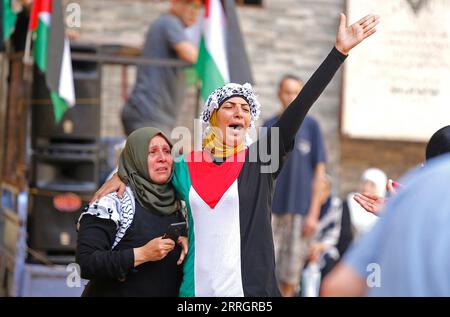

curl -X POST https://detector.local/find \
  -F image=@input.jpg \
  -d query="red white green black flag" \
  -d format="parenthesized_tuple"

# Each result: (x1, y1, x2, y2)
(30, 0, 75, 124)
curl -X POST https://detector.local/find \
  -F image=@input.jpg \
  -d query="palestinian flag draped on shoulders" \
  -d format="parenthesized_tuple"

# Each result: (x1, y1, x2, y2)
(194, 0, 253, 100)
(30, 0, 75, 123)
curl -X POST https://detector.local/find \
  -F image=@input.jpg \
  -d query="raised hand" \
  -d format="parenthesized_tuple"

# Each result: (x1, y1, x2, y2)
(335, 13, 380, 55)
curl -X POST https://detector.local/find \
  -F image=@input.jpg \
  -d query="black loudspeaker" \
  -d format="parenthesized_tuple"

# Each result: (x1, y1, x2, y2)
(27, 44, 101, 260)
(27, 189, 90, 254)
(31, 44, 101, 147)
(30, 143, 99, 192)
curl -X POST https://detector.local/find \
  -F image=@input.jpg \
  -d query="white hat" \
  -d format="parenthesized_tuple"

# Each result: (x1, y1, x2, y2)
(361, 168, 388, 197)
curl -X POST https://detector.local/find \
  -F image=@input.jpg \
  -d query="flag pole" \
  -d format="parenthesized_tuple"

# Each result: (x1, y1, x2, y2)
(22, 29, 33, 65)
(194, 80, 203, 151)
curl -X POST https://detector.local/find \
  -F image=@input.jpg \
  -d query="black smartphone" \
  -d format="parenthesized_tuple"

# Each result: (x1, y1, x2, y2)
(162, 222, 187, 242)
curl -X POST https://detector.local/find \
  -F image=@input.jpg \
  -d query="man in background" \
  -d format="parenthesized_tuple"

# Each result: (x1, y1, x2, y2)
(263, 74, 327, 297)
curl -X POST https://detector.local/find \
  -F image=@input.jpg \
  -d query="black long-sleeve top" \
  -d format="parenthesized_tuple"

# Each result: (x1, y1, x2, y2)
(76, 197, 184, 297)
(242, 47, 347, 296)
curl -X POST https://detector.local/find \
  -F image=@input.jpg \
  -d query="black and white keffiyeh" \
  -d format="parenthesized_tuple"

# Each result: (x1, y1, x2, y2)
(201, 83, 261, 128)
(77, 187, 136, 249)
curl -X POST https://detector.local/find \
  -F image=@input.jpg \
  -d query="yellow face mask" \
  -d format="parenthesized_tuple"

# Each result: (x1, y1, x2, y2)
(203, 110, 245, 159)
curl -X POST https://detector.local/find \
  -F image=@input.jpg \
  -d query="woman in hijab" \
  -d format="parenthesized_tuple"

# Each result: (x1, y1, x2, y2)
(92, 13, 379, 296)
(76, 128, 188, 297)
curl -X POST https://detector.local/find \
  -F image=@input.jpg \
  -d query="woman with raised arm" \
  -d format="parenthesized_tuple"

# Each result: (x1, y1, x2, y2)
(91, 13, 379, 296)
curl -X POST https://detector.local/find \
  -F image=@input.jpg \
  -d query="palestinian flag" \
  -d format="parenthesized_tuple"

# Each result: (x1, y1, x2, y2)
(30, 0, 75, 123)
(1, 0, 18, 43)
(195, 0, 253, 101)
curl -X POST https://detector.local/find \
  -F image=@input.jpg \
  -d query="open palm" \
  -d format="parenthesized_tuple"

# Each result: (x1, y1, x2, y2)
(353, 193, 384, 216)
(335, 13, 380, 55)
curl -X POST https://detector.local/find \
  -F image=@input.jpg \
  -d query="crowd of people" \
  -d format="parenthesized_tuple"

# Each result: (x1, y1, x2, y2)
(73, 0, 449, 298)
(3, 0, 449, 299)
(78, 2, 383, 297)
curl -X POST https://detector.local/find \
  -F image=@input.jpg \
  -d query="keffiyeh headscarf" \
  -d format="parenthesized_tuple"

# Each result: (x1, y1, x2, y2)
(201, 83, 261, 128)
(201, 83, 261, 157)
